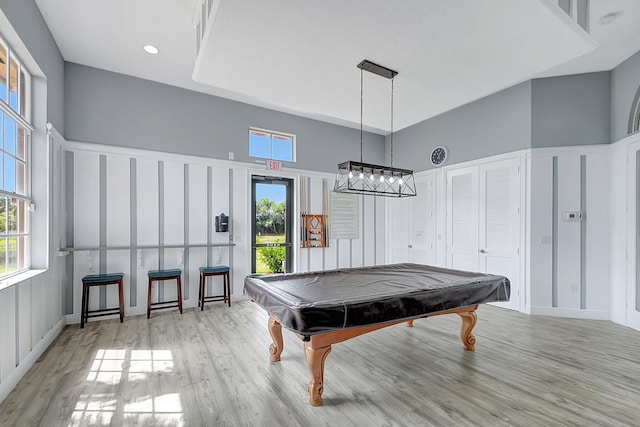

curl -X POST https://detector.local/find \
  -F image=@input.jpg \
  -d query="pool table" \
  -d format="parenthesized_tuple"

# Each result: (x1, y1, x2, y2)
(244, 263, 510, 406)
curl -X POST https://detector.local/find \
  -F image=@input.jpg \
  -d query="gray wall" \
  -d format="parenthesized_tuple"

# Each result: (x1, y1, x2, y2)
(0, 0, 64, 132)
(611, 49, 640, 142)
(531, 72, 610, 148)
(64, 63, 384, 173)
(389, 82, 532, 171)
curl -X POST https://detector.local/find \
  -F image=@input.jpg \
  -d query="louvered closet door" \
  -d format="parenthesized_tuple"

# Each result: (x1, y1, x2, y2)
(446, 167, 479, 271)
(479, 159, 520, 310)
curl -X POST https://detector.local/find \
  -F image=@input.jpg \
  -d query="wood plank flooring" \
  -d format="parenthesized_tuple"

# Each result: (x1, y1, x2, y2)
(0, 301, 639, 426)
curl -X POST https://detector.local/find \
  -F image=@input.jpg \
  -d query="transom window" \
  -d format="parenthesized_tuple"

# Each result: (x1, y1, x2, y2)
(249, 128, 295, 162)
(0, 34, 31, 277)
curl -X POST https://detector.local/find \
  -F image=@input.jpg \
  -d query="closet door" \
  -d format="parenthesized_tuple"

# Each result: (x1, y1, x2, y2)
(387, 174, 436, 265)
(411, 174, 436, 265)
(388, 197, 411, 263)
(479, 159, 520, 310)
(446, 167, 479, 271)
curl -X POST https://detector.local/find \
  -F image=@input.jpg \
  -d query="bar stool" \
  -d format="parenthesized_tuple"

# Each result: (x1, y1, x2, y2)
(199, 266, 231, 310)
(147, 269, 183, 319)
(81, 273, 125, 328)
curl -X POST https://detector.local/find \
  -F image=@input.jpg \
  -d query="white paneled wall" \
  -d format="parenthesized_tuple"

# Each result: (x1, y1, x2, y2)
(556, 156, 581, 309)
(0, 271, 65, 403)
(528, 153, 553, 308)
(584, 155, 611, 311)
(106, 155, 131, 246)
(298, 175, 385, 272)
(528, 146, 611, 319)
(64, 143, 384, 321)
(67, 144, 235, 320)
(0, 127, 67, 403)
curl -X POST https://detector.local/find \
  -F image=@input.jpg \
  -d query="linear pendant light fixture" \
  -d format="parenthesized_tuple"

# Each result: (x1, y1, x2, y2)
(334, 60, 416, 197)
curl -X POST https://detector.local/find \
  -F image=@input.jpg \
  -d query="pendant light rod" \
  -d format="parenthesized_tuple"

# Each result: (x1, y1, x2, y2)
(360, 67, 363, 163)
(390, 77, 394, 167)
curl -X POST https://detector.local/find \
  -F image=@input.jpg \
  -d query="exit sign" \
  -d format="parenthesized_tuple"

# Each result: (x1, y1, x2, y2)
(267, 160, 282, 171)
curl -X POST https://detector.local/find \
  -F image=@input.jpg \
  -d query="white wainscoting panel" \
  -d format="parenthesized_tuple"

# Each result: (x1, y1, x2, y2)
(106, 154, 130, 246)
(0, 286, 16, 382)
(73, 151, 100, 247)
(164, 161, 185, 246)
(585, 154, 610, 311)
(137, 159, 159, 246)
(188, 164, 208, 245)
(556, 155, 581, 309)
(211, 166, 230, 245)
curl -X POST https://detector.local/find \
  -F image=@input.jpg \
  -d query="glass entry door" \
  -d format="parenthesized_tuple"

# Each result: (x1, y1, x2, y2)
(252, 176, 293, 274)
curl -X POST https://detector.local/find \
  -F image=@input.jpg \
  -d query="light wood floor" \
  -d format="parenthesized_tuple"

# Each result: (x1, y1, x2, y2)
(1, 301, 639, 426)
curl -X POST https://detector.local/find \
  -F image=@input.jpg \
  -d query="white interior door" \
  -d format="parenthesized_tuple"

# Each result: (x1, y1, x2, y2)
(628, 141, 640, 329)
(479, 159, 520, 310)
(446, 167, 479, 271)
(387, 174, 436, 265)
(388, 197, 411, 263)
(411, 174, 435, 265)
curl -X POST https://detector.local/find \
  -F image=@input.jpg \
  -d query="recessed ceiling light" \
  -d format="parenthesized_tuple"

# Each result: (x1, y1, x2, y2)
(599, 12, 619, 26)
(143, 45, 159, 55)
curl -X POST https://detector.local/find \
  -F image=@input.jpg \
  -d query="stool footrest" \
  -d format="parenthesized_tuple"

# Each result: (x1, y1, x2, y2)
(150, 300, 179, 307)
(86, 308, 122, 318)
(202, 295, 228, 302)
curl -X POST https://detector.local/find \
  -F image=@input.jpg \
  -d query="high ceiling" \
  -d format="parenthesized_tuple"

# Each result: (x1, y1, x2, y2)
(36, 0, 640, 134)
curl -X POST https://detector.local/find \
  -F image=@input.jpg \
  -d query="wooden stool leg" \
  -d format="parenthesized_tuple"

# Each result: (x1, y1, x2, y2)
(81, 282, 87, 328)
(199, 273, 205, 311)
(147, 278, 153, 319)
(118, 279, 124, 323)
(177, 275, 183, 314)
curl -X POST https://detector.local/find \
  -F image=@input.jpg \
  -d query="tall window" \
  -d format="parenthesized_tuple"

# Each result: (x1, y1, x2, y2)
(630, 86, 640, 135)
(249, 128, 295, 162)
(0, 35, 31, 277)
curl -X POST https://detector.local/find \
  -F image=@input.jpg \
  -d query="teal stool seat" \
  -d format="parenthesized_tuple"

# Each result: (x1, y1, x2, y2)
(199, 266, 231, 310)
(148, 269, 182, 278)
(81, 273, 125, 328)
(200, 266, 230, 274)
(147, 269, 183, 319)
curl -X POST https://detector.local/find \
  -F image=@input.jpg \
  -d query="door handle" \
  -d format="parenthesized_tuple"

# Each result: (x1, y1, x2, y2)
(408, 245, 413, 248)
(479, 249, 487, 253)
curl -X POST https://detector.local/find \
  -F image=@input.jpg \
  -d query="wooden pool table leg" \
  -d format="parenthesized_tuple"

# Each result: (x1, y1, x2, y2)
(406, 319, 415, 327)
(268, 315, 284, 362)
(304, 341, 332, 407)
(458, 309, 477, 351)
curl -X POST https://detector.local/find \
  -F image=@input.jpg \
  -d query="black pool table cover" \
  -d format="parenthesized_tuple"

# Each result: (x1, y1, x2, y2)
(244, 263, 510, 335)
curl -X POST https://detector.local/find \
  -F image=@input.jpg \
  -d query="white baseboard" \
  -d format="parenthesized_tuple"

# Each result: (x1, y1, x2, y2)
(0, 318, 66, 404)
(530, 306, 610, 320)
(65, 294, 249, 324)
